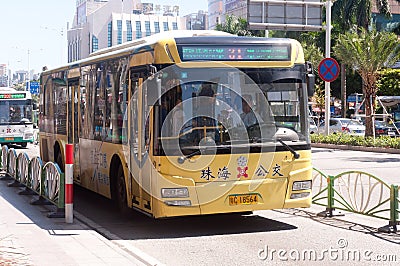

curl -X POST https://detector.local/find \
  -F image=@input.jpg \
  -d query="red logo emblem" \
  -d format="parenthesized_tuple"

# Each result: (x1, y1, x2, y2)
(237, 166, 248, 178)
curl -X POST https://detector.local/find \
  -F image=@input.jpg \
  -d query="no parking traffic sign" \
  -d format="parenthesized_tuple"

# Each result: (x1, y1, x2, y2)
(318, 58, 340, 82)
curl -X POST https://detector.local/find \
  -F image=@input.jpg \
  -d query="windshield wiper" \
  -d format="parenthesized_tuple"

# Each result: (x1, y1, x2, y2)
(277, 139, 300, 159)
(177, 149, 203, 164)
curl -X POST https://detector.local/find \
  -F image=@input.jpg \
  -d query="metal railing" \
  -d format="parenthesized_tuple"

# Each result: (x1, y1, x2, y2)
(312, 167, 399, 233)
(0, 145, 65, 218)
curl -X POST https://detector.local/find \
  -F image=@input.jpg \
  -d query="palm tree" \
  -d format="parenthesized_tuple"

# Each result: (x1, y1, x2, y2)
(332, 0, 392, 31)
(334, 28, 400, 136)
(215, 15, 252, 36)
(331, 0, 396, 117)
(215, 15, 266, 37)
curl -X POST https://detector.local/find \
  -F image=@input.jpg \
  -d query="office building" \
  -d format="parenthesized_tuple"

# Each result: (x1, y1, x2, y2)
(68, 0, 186, 62)
(372, 0, 400, 32)
(185, 11, 208, 30)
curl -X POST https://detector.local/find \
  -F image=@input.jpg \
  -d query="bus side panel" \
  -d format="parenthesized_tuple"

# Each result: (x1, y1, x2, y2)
(78, 139, 116, 198)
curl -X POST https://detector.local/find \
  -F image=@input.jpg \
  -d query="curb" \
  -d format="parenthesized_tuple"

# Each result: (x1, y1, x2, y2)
(74, 211, 165, 266)
(311, 143, 400, 154)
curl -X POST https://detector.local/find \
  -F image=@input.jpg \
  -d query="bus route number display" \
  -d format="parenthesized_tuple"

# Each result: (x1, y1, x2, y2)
(179, 45, 290, 61)
(0, 93, 26, 99)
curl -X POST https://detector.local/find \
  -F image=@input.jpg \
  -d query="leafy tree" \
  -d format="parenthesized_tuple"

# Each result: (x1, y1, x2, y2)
(330, 0, 398, 116)
(215, 15, 252, 36)
(332, 0, 392, 31)
(376, 69, 400, 96)
(334, 28, 400, 136)
(302, 42, 325, 123)
(215, 15, 264, 37)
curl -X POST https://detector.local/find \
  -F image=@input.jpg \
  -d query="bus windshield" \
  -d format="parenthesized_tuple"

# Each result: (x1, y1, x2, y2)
(0, 100, 33, 124)
(155, 66, 309, 156)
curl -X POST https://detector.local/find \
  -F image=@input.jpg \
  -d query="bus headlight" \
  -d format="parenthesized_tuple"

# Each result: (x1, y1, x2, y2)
(290, 192, 310, 199)
(292, 180, 312, 191)
(24, 133, 33, 140)
(161, 188, 189, 198)
(164, 200, 192, 206)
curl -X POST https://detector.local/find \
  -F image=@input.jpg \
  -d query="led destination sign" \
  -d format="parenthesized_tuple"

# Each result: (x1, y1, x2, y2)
(0, 93, 26, 99)
(179, 45, 290, 61)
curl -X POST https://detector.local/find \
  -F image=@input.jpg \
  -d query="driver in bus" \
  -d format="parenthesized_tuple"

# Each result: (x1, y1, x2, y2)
(240, 95, 259, 127)
(10, 107, 22, 122)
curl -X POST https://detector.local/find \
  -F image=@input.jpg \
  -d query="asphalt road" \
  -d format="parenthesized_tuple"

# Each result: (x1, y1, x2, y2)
(311, 147, 400, 185)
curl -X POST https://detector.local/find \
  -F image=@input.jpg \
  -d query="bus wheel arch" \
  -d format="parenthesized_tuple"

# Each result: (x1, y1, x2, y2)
(110, 155, 130, 213)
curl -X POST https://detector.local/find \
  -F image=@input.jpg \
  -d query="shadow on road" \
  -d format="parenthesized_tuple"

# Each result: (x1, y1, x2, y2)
(275, 209, 400, 245)
(74, 186, 297, 240)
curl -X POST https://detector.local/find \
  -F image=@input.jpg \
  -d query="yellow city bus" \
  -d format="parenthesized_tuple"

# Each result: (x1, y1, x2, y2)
(39, 30, 314, 218)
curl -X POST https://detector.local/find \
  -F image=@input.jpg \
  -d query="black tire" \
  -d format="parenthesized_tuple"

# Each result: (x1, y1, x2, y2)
(55, 150, 64, 173)
(20, 142, 27, 148)
(116, 165, 130, 214)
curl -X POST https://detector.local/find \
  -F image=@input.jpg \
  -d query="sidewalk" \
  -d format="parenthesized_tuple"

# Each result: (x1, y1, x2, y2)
(0, 175, 157, 266)
(312, 142, 400, 154)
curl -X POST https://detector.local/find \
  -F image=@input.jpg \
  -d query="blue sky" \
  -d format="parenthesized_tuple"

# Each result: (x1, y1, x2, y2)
(0, 0, 207, 76)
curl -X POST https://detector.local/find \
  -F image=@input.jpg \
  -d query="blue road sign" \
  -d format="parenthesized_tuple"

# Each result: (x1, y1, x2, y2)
(29, 81, 40, 94)
(318, 58, 340, 82)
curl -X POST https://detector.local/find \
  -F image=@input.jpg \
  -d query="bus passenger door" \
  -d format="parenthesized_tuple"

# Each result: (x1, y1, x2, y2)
(67, 79, 81, 181)
(129, 68, 152, 213)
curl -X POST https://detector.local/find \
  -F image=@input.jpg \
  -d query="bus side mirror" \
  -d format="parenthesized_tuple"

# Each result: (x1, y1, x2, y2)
(305, 62, 315, 96)
(307, 73, 315, 97)
(147, 73, 162, 106)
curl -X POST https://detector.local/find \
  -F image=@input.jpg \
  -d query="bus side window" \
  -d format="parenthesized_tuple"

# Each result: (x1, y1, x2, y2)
(94, 66, 105, 141)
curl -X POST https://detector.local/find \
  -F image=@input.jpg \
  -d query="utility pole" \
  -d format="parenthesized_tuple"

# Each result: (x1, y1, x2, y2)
(121, 0, 124, 44)
(324, 0, 332, 135)
(27, 49, 30, 91)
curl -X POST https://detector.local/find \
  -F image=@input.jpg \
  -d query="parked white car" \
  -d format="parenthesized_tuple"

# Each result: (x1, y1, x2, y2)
(318, 118, 365, 136)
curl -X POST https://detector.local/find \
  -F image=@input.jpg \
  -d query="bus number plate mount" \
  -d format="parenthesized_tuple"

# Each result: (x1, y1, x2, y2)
(229, 194, 258, 206)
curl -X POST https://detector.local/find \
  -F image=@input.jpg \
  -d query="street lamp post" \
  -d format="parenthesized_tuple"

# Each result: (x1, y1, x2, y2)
(27, 49, 30, 91)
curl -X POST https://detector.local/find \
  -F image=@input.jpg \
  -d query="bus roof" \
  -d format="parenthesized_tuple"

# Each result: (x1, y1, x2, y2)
(0, 87, 18, 92)
(41, 30, 303, 74)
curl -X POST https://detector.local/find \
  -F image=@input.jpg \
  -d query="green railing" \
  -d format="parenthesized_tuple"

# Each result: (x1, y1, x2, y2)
(312, 168, 399, 233)
(0, 145, 65, 218)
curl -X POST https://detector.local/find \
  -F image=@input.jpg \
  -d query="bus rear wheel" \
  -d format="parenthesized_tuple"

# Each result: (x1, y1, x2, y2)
(20, 142, 27, 148)
(115, 165, 130, 215)
(55, 151, 64, 173)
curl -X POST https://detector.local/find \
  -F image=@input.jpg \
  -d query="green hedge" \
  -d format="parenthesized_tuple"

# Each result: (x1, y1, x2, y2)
(311, 133, 400, 149)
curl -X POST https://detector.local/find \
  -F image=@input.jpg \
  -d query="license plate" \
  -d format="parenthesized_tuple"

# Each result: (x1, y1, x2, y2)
(229, 194, 258, 206)
(5, 138, 14, 141)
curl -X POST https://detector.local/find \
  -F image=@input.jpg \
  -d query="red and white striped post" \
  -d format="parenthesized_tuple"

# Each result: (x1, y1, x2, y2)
(65, 144, 74, 223)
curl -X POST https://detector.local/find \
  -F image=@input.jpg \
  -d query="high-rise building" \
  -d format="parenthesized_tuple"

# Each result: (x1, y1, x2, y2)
(0, 64, 7, 77)
(372, 0, 400, 32)
(208, 0, 223, 29)
(0, 64, 8, 87)
(67, 0, 186, 62)
(208, 0, 247, 29)
(185, 11, 208, 30)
